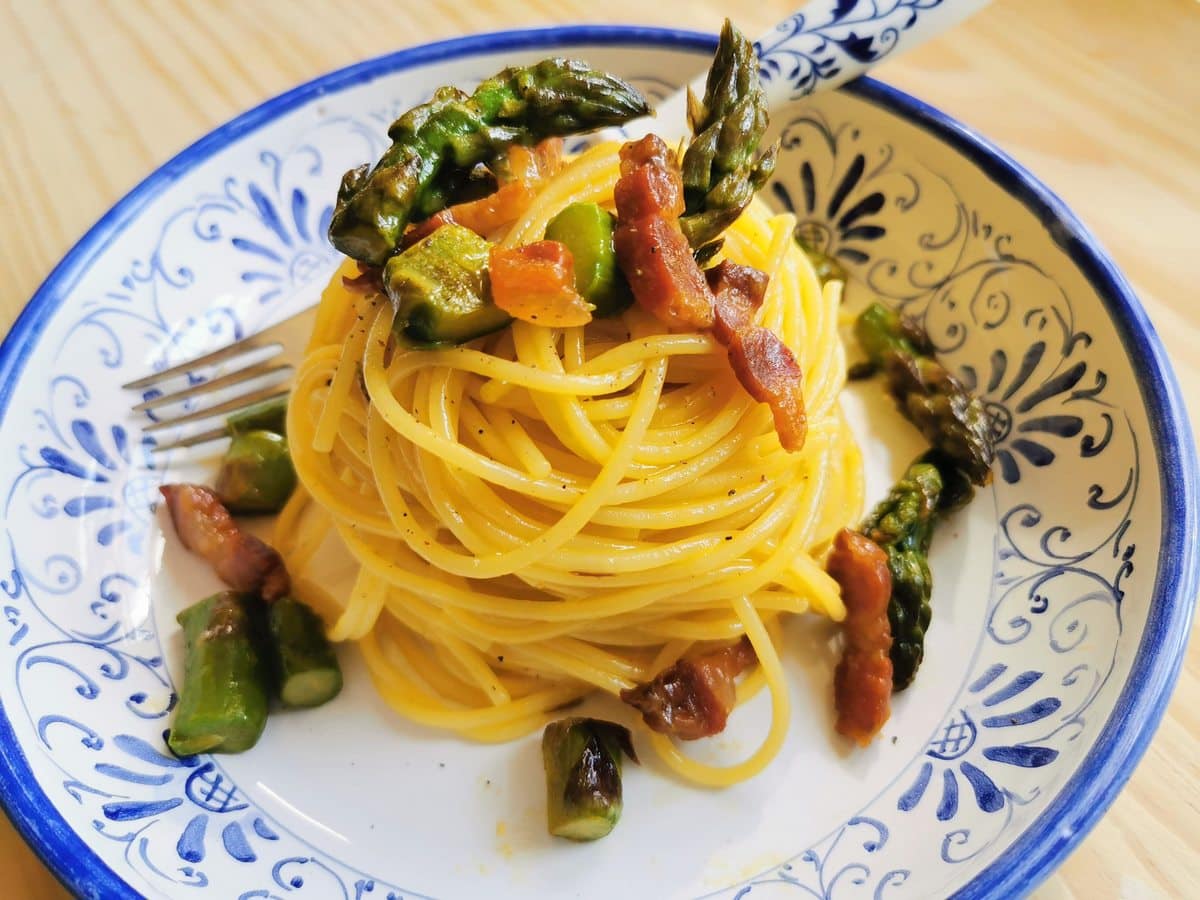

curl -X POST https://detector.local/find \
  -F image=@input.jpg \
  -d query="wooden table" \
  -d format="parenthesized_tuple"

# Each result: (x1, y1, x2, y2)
(1, 1, 1196, 896)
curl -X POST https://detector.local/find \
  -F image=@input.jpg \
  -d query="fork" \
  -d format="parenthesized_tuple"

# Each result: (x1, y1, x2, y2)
(124, 0, 990, 448)
(123, 306, 318, 453)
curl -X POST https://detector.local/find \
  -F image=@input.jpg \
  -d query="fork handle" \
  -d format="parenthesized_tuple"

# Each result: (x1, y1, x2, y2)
(753, 0, 993, 104)
(634, 1, 991, 142)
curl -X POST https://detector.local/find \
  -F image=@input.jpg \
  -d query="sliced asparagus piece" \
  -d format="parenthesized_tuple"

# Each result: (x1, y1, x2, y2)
(215, 430, 297, 515)
(168, 592, 270, 756)
(383, 222, 511, 346)
(267, 597, 343, 709)
(544, 202, 633, 317)
(542, 717, 637, 841)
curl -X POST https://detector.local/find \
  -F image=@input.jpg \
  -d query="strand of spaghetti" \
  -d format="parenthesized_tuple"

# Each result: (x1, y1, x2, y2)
(348, 415, 820, 585)
(328, 568, 385, 642)
(359, 628, 583, 728)
(513, 321, 615, 464)
(367, 345, 671, 579)
(807, 279, 847, 414)
(479, 402, 553, 478)
(312, 290, 372, 453)
(335, 520, 829, 624)
(369, 426, 812, 586)
(373, 620, 498, 707)
(475, 330, 716, 405)
(274, 491, 325, 575)
(757, 215, 797, 340)
(390, 340, 657, 396)
(647, 595, 791, 786)
(649, 639, 692, 674)
(272, 483, 311, 558)
(562, 324, 587, 371)
(306, 261, 358, 348)
(435, 460, 780, 544)
(502, 643, 635, 694)
(290, 358, 394, 533)
(404, 448, 794, 575)
(440, 633, 511, 706)
(580, 379, 723, 423)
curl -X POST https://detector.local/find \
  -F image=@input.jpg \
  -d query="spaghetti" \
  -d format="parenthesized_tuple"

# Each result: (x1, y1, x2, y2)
(276, 141, 864, 787)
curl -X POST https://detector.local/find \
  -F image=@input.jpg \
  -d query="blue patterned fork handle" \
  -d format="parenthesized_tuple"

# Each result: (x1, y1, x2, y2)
(753, 0, 992, 102)
(628, 0, 990, 140)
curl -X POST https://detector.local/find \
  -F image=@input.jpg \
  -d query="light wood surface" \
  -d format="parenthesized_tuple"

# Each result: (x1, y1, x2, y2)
(1, 1, 1196, 897)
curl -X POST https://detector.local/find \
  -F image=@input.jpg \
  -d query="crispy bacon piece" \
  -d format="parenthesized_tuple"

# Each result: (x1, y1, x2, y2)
(159, 484, 290, 602)
(621, 636, 757, 740)
(612, 135, 714, 330)
(827, 528, 894, 746)
(489, 240, 594, 327)
(706, 261, 768, 344)
(706, 261, 808, 451)
(613, 138, 684, 219)
(728, 329, 808, 451)
(401, 139, 564, 249)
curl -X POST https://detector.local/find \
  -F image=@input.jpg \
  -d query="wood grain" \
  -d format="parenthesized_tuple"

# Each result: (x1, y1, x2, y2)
(0, 1, 1196, 896)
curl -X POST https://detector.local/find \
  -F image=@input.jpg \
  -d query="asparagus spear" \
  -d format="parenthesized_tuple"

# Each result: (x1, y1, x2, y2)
(329, 60, 650, 266)
(168, 592, 270, 756)
(679, 20, 779, 254)
(542, 717, 638, 841)
(919, 447, 976, 513)
(215, 430, 297, 514)
(267, 597, 343, 709)
(854, 302, 995, 485)
(860, 460, 943, 691)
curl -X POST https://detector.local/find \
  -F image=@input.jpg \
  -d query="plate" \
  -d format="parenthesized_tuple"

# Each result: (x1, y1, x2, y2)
(0, 26, 1195, 900)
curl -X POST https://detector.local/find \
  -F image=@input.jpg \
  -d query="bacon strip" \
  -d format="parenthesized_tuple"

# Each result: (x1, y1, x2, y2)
(159, 484, 290, 602)
(706, 261, 808, 451)
(612, 136, 714, 330)
(826, 528, 893, 745)
(707, 260, 768, 344)
(489, 240, 593, 327)
(621, 637, 757, 740)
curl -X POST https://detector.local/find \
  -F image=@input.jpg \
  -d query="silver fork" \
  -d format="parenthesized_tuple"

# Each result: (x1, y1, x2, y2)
(123, 306, 318, 453)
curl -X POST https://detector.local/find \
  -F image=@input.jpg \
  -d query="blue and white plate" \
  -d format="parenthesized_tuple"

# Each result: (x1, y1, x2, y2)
(0, 27, 1195, 900)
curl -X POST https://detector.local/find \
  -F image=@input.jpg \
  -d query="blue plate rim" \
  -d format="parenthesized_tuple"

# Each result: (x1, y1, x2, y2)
(0, 24, 1194, 900)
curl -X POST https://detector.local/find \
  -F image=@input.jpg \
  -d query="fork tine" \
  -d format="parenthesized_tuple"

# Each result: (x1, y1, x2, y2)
(123, 307, 317, 391)
(143, 386, 290, 434)
(122, 339, 281, 390)
(151, 425, 231, 454)
(132, 363, 293, 413)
